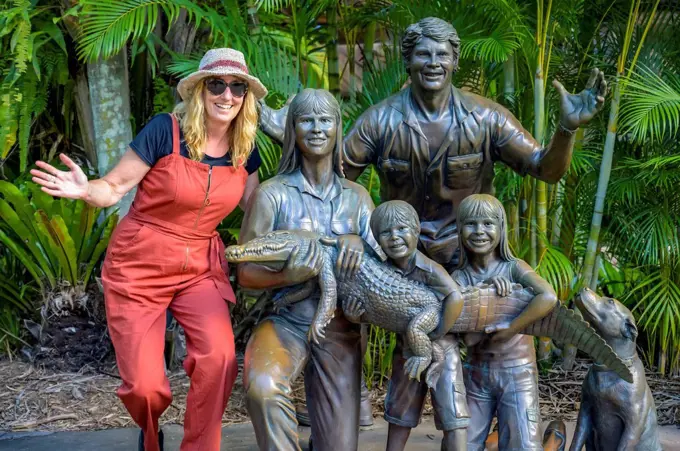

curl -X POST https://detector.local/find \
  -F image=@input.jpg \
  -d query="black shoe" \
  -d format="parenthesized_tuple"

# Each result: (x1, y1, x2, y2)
(138, 429, 164, 451)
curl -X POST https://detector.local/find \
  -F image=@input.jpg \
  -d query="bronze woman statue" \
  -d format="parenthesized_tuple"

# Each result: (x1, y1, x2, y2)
(237, 89, 382, 451)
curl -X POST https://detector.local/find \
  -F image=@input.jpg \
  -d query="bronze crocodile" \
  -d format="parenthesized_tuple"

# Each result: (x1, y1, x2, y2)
(225, 230, 633, 384)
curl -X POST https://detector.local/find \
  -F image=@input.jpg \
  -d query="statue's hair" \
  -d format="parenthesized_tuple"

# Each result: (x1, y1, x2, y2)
(278, 89, 344, 177)
(370, 200, 421, 241)
(456, 194, 516, 268)
(173, 82, 258, 167)
(402, 17, 460, 73)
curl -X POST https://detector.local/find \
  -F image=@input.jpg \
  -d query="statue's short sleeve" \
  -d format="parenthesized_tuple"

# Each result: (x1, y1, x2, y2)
(239, 185, 278, 244)
(343, 108, 380, 178)
(490, 104, 543, 177)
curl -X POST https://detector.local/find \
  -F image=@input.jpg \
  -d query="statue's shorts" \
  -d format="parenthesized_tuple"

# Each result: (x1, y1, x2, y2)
(464, 361, 542, 451)
(384, 333, 470, 431)
(243, 311, 363, 451)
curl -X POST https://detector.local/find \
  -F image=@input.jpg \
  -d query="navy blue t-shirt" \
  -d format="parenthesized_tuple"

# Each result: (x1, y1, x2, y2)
(129, 114, 261, 174)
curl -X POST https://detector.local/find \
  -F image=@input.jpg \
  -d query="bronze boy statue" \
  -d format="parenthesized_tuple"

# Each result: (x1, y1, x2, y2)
(367, 200, 469, 451)
(451, 194, 558, 451)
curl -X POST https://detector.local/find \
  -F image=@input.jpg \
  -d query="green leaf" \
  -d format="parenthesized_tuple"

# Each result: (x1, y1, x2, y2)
(83, 213, 118, 287)
(0, 229, 44, 291)
(0, 197, 55, 286)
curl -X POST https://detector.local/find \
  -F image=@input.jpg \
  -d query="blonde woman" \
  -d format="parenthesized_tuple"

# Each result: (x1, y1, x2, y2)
(30, 49, 267, 451)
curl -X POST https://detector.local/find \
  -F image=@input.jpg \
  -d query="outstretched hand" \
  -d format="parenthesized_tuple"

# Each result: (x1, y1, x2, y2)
(554, 68, 607, 131)
(29, 153, 88, 199)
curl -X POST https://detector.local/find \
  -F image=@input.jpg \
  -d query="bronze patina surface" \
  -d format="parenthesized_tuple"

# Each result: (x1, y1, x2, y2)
(571, 288, 661, 451)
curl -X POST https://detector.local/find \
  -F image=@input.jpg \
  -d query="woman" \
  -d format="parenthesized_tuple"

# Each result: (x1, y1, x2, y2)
(238, 88, 382, 451)
(30, 48, 267, 451)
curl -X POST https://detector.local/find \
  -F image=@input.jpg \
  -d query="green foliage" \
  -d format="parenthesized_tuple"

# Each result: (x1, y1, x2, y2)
(619, 65, 680, 144)
(363, 324, 396, 389)
(0, 0, 69, 173)
(0, 179, 118, 294)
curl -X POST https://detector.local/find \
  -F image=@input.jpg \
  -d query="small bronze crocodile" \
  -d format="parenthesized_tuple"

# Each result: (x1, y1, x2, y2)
(226, 230, 633, 384)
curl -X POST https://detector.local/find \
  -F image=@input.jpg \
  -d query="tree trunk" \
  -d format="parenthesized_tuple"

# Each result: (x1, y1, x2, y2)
(87, 49, 135, 218)
(326, 7, 340, 94)
(363, 22, 377, 70)
(73, 71, 97, 167)
(581, 81, 621, 287)
(59, 0, 97, 167)
(166, 9, 198, 54)
(503, 54, 515, 107)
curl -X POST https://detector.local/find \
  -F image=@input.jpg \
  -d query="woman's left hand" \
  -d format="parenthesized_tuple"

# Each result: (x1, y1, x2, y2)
(335, 234, 365, 280)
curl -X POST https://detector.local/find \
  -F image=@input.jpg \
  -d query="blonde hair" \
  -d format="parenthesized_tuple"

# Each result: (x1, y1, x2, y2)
(172, 81, 258, 167)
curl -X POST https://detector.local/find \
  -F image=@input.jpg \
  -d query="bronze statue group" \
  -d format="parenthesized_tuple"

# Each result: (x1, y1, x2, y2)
(31, 15, 661, 451)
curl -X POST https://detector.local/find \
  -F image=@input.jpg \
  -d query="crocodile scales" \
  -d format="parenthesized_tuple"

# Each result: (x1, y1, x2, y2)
(225, 230, 633, 384)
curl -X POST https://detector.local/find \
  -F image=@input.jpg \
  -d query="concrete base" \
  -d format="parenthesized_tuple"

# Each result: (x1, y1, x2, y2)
(2, 417, 679, 450)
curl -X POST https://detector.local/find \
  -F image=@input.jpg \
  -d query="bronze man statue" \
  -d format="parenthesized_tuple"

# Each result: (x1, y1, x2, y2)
(259, 16, 606, 451)
(238, 88, 383, 451)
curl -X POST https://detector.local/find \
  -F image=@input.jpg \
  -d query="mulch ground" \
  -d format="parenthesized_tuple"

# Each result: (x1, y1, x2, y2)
(1, 356, 679, 433)
(1, 311, 678, 432)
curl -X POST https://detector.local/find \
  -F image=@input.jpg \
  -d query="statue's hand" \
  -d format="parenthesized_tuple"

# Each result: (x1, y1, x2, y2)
(343, 298, 365, 323)
(555, 68, 607, 131)
(282, 241, 322, 285)
(335, 234, 364, 280)
(485, 321, 516, 343)
(488, 276, 513, 297)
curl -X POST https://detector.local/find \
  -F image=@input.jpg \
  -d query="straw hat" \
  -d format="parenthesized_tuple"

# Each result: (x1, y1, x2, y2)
(177, 48, 268, 101)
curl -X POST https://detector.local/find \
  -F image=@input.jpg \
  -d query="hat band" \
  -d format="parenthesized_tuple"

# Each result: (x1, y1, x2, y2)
(201, 60, 249, 74)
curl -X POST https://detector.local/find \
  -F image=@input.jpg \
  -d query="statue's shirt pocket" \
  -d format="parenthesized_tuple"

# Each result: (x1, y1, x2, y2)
(378, 157, 411, 186)
(445, 153, 483, 190)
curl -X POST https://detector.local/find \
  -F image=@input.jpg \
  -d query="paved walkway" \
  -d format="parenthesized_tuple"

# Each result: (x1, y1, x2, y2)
(2, 418, 679, 450)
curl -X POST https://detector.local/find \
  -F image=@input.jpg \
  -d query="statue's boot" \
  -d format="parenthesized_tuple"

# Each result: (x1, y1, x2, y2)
(542, 420, 567, 451)
(359, 377, 374, 427)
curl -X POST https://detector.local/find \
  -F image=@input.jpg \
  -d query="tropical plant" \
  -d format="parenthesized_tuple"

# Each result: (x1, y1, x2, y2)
(0, 177, 118, 314)
(0, 0, 70, 173)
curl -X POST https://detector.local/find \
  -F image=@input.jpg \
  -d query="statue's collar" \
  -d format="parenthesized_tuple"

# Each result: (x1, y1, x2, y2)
(394, 85, 474, 136)
(281, 168, 344, 202)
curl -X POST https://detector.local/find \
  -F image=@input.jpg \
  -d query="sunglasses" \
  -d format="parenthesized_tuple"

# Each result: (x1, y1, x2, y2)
(205, 78, 249, 98)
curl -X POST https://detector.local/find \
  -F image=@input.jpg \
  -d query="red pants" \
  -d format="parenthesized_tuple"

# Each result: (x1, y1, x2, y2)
(105, 268, 237, 451)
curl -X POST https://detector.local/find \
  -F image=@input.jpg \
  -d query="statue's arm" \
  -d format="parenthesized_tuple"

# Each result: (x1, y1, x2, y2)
(258, 101, 286, 145)
(236, 187, 289, 289)
(343, 109, 379, 181)
(503, 260, 558, 334)
(494, 69, 606, 184)
(491, 105, 576, 184)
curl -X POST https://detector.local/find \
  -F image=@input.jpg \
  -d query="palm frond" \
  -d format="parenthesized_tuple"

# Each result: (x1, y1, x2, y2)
(461, 28, 524, 63)
(619, 64, 680, 144)
(77, 0, 209, 61)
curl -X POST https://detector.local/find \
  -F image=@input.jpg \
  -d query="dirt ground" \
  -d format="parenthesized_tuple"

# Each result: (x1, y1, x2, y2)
(1, 315, 678, 433)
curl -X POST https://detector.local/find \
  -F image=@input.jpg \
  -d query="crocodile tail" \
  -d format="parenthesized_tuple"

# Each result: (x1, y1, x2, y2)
(521, 303, 634, 383)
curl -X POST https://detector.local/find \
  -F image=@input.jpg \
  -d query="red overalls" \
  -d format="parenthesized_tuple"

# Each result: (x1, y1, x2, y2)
(102, 114, 246, 451)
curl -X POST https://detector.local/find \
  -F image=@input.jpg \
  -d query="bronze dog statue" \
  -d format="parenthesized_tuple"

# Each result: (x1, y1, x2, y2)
(571, 288, 661, 451)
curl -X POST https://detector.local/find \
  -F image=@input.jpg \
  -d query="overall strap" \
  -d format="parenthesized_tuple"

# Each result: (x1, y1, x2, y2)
(170, 113, 180, 155)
